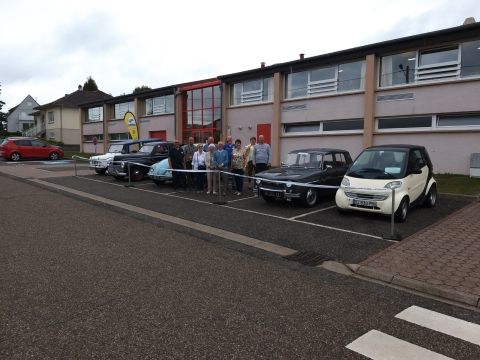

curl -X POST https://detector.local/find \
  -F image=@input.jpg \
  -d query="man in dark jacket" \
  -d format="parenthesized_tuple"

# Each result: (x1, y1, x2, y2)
(169, 140, 186, 191)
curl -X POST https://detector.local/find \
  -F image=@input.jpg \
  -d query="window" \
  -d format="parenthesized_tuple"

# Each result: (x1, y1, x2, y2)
(285, 60, 365, 99)
(47, 111, 54, 124)
(377, 116, 432, 130)
(437, 114, 480, 127)
(322, 153, 334, 169)
(114, 101, 134, 119)
(14, 140, 31, 146)
(231, 77, 273, 105)
(380, 51, 416, 87)
(283, 118, 363, 135)
(416, 46, 460, 81)
(323, 119, 363, 132)
(109, 133, 130, 141)
(284, 122, 320, 133)
(461, 40, 480, 77)
(83, 134, 104, 142)
(31, 139, 47, 147)
(183, 85, 222, 144)
(145, 95, 174, 115)
(86, 107, 103, 123)
(335, 153, 347, 167)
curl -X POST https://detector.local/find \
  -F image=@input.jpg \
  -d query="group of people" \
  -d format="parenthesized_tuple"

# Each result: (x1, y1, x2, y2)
(168, 135, 272, 195)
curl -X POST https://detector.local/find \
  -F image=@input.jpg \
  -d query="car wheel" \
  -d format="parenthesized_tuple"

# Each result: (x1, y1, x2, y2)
(423, 184, 437, 208)
(129, 167, 145, 182)
(394, 197, 409, 223)
(10, 152, 21, 161)
(303, 188, 318, 207)
(49, 152, 59, 160)
(95, 168, 107, 175)
(153, 180, 164, 186)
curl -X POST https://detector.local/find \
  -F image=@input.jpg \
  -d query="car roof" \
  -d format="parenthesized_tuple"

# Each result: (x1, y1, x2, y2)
(289, 148, 349, 154)
(115, 138, 165, 145)
(365, 144, 425, 151)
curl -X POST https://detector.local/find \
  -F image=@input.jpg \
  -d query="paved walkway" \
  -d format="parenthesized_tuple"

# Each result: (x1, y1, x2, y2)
(357, 198, 480, 307)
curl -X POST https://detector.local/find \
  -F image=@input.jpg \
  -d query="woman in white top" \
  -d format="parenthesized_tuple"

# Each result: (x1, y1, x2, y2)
(192, 144, 206, 193)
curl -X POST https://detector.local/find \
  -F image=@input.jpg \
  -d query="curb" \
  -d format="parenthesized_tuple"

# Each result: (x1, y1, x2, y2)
(355, 265, 480, 308)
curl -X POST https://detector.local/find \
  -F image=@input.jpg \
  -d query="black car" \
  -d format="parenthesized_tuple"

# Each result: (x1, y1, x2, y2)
(254, 148, 352, 207)
(108, 141, 173, 181)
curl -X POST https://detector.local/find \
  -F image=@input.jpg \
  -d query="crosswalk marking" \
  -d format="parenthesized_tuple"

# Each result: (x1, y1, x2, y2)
(346, 329, 454, 360)
(395, 305, 480, 346)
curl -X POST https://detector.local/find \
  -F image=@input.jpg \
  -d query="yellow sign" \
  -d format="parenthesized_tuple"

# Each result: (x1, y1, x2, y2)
(123, 111, 139, 140)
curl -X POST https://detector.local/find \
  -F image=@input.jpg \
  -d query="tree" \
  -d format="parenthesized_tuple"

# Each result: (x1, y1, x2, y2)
(0, 83, 7, 135)
(132, 85, 151, 94)
(83, 76, 98, 91)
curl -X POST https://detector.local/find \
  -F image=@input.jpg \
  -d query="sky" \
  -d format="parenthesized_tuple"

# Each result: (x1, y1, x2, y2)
(1, 0, 479, 109)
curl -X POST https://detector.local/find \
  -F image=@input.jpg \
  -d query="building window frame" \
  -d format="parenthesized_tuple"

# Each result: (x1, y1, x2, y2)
(86, 107, 103, 123)
(83, 134, 105, 143)
(145, 95, 174, 115)
(284, 59, 365, 100)
(282, 118, 364, 136)
(47, 111, 54, 124)
(109, 133, 130, 142)
(231, 77, 273, 105)
(113, 101, 134, 120)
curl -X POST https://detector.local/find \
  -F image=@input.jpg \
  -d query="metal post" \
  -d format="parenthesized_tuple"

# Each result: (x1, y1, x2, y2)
(213, 170, 226, 205)
(125, 161, 133, 187)
(383, 188, 401, 240)
(74, 156, 77, 176)
(390, 188, 395, 237)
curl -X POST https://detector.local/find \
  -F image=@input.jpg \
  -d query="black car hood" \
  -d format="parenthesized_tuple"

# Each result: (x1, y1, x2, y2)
(257, 167, 321, 182)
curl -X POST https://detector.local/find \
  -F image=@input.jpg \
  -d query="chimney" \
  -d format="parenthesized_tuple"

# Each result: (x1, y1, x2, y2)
(299, 53, 305, 60)
(78, 84, 83, 91)
(463, 17, 476, 25)
(261, 62, 265, 68)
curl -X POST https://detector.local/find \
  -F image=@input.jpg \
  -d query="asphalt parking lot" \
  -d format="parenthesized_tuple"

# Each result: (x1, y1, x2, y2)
(39, 168, 473, 265)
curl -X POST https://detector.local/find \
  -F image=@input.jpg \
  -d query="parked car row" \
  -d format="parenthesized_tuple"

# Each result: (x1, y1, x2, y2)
(88, 139, 437, 222)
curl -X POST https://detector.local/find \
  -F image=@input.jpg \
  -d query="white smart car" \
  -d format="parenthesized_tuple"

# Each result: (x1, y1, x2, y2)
(335, 144, 437, 222)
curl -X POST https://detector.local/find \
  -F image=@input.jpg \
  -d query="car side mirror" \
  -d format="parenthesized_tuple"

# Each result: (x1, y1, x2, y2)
(413, 167, 422, 174)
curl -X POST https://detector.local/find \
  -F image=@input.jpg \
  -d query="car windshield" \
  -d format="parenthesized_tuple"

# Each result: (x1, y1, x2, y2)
(348, 149, 407, 179)
(284, 152, 322, 168)
(108, 144, 124, 153)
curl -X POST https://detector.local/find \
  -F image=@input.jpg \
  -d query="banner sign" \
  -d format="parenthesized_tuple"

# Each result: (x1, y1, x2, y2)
(123, 111, 139, 140)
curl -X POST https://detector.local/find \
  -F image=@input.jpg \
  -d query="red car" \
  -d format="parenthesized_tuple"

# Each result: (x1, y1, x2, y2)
(0, 137, 64, 161)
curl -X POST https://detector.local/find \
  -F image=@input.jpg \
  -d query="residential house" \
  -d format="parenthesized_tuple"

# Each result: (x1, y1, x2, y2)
(6, 95, 39, 133)
(32, 86, 112, 146)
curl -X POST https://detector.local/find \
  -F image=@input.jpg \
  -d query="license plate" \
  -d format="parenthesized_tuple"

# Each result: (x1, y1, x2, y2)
(352, 199, 376, 207)
(264, 190, 283, 198)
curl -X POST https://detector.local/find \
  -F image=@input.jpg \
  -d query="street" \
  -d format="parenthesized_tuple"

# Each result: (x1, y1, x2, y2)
(1, 167, 480, 359)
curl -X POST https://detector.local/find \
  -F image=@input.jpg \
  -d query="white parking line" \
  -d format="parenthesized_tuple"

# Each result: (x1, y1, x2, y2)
(76, 175, 383, 240)
(395, 306, 480, 346)
(227, 195, 257, 203)
(288, 206, 336, 220)
(346, 329, 453, 360)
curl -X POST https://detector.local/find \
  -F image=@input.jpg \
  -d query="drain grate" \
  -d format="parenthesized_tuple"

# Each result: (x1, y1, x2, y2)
(283, 250, 333, 267)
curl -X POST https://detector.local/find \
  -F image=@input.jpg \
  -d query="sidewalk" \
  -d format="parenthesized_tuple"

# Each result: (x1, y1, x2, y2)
(355, 199, 480, 307)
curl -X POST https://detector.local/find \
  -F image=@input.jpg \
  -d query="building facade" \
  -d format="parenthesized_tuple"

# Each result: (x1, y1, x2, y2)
(6, 95, 39, 133)
(33, 87, 112, 145)
(77, 20, 479, 174)
(219, 19, 480, 174)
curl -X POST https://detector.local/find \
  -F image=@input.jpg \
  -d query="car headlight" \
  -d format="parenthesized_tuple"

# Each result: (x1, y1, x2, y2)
(341, 177, 350, 187)
(286, 182, 292, 188)
(120, 161, 125, 168)
(255, 179, 261, 185)
(384, 181, 402, 189)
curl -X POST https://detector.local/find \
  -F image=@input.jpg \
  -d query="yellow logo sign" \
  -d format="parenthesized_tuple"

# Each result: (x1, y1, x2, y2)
(123, 111, 139, 140)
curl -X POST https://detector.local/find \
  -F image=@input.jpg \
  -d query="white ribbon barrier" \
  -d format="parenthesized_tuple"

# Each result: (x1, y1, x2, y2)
(72, 155, 399, 239)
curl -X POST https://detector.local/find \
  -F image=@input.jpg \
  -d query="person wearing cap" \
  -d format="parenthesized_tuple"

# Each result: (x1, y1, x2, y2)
(168, 139, 186, 191)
